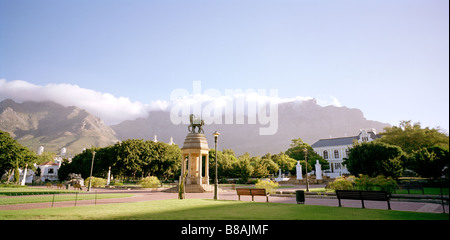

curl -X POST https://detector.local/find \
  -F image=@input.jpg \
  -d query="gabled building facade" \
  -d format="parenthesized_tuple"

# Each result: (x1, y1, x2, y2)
(311, 129, 382, 178)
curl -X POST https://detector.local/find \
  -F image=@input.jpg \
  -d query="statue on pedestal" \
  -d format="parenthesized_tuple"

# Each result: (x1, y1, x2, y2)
(188, 114, 204, 134)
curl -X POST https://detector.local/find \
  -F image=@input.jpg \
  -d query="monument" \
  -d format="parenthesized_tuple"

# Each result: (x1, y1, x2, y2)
(296, 161, 303, 180)
(315, 160, 322, 180)
(179, 114, 213, 193)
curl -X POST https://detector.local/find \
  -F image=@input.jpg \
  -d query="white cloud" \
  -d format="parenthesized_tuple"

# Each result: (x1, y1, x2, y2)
(1, 79, 343, 125)
(0, 79, 163, 125)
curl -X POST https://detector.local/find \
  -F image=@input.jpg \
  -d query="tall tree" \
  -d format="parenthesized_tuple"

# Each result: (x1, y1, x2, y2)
(0, 130, 37, 182)
(344, 141, 404, 178)
(234, 153, 253, 183)
(407, 146, 449, 179)
(377, 120, 449, 154)
(285, 138, 328, 173)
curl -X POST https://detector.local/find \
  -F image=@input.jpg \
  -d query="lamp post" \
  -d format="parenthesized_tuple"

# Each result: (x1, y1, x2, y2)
(88, 151, 96, 192)
(213, 131, 220, 200)
(303, 148, 309, 192)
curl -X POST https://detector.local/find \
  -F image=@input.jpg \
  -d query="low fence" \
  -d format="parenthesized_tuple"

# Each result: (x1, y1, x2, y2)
(0, 191, 101, 210)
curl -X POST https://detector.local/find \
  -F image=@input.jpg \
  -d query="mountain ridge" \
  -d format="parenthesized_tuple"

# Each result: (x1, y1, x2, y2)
(0, 98, 390, 156)
(0, 99, 119, 155)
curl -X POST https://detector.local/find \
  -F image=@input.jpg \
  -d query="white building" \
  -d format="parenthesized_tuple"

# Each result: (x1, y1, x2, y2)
(311, 129, 381, 178)
(36, 160, 61, 182)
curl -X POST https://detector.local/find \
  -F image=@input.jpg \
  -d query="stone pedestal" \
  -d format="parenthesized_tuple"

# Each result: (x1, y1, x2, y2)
(180, 133, 211, 192)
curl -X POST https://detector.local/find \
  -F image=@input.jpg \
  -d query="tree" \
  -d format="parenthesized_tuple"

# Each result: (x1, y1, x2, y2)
(271, 152, 298, 174)
(344, 141, 404, 178)
(377, 120, 449, 154)
(0, 130, 37, 183)
(115, 139, 146, 178)
(285, 138, 328, 174)
(250, 156, 270, 178)
(234, 153, 253, 183)
(208, 149, 238, 178)
(60, 139, 182, 181)
(407, 146, 449, 179)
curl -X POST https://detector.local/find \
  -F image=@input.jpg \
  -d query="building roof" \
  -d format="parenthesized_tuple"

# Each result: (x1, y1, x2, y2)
(311, 130, 382, 148)
(311, 136, 358, 148)
(39, 161, 59, 166)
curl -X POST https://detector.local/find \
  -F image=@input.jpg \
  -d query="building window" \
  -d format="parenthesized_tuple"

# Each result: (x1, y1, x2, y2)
(334, 150, 339, 159)
(323, 151, 328, 159)
(335, 163, 341, 170)
(48, 169, 54, 174)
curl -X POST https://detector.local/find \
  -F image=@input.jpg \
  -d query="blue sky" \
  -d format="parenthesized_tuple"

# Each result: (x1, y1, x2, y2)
(0, 0, 448, 131)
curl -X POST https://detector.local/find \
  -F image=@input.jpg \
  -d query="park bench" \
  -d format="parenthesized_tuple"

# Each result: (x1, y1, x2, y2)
(236, 188, 269, 202)
(335, 190, 391, 210)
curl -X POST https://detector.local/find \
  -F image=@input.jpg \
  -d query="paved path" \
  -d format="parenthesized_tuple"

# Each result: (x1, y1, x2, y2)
(1, 187, 448, 214)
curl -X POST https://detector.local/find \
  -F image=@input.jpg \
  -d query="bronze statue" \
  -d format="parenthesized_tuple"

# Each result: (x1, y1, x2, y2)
(188, 114, 204, 134)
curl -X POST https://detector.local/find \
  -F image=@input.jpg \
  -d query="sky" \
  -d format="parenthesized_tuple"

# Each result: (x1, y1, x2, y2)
(0, 0, 448, 132)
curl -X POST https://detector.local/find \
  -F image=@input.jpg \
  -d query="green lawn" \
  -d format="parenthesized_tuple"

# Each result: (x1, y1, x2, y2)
(0, 199, 447, 220)
(0, 186, 81, 196)
(0, 193, 133, 205)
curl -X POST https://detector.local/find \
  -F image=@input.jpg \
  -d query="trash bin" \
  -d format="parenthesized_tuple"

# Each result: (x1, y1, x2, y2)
(296, 190, 305, 204)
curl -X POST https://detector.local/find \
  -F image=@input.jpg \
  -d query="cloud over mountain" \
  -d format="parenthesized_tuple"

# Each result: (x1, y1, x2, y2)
(0, 79, 165, 124)
(1, 79, 343, 126)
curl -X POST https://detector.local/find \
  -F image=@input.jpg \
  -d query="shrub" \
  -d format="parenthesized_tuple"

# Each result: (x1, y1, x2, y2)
(326, 176, 355, 190)
(255, 179, 279, 194)
(85, 177, 107, 188)
(140, 176, 161, 188)
(327, 175, 398, 194)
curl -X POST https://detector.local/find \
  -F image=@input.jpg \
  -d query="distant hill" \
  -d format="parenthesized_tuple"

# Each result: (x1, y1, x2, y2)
(0, 99, 118, 155)
(0, 98, 390, 156)
(111, 99, 391, 155)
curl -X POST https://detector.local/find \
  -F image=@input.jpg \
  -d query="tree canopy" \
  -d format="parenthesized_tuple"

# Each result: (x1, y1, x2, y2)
(0, 130, 37, 183)
(344, 141, 404, 178)
(58, 140, 181, 181)
(377, 120, 449, 154)
(285, 138, 328, 174)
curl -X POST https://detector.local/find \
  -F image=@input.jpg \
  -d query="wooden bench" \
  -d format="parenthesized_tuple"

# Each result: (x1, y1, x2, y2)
(236, 188, 269, 202)
(335, 190, 391, 210)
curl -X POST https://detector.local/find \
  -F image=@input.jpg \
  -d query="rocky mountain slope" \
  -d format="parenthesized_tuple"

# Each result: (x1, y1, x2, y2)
(0, 99, 118, 155)
(1, 98, 390, 156)
(111, 99, 390, 155)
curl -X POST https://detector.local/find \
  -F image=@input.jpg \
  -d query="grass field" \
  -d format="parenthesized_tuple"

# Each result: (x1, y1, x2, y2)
(0, 198, 448, 220)
(0, 193, 133, 205)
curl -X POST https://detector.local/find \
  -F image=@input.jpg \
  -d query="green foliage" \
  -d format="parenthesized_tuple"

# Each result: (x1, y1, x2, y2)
(344, 141, 404, 178)
(327, 175, 398, 194)
(59, 140, 181, 181)
(139, 176, 161, 188)
(234, 153, 253, 183)
(209, 149, 238, 178)
(255, 179, 279, 194)
(377, 120, 449, 154)
(406, 146, 449, 179)
(326, 176, 356, 190)
(285, 138, 328, 174)
(0, 130, 37, 182)
(85, 176, 107, 188)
